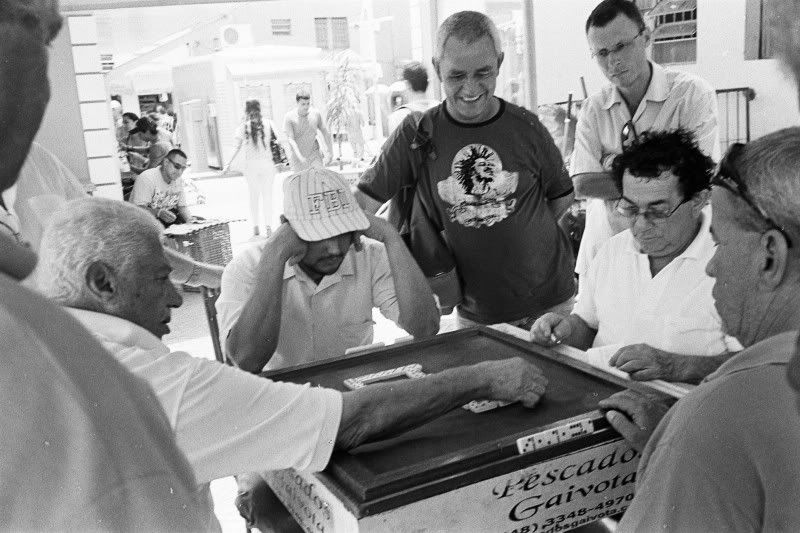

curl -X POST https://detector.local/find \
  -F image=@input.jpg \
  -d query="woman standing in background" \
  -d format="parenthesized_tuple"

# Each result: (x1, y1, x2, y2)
(224, 100, 280, 237)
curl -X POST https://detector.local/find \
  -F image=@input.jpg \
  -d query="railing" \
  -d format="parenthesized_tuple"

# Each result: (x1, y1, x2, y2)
(541, 86, 755, 158)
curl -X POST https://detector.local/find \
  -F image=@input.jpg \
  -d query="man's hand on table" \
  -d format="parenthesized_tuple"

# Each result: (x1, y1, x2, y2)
(609, 343, 678, 381)
(480, 357, 548, 408)
(598, 389, 671, 452)
(530, 312, 573, 346)
(156, 208, 177, 224)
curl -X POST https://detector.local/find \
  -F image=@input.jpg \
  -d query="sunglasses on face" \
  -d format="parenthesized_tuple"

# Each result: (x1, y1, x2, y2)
(711, 143, 792, 247)
(166, 158, 187, 172)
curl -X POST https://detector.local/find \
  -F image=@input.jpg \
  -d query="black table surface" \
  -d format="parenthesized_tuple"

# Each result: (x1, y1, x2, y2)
(264, 327, 633, 514)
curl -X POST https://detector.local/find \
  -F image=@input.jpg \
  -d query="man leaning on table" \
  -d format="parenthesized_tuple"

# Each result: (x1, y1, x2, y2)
(599, 128, 800, 532)
(573, 0, 719, 280)
(35, 197, 548, 530)
(217, 167, 440, 373)
(531, 129, 739, 383)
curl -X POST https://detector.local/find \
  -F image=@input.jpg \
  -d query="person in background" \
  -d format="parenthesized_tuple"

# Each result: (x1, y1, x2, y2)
(0, 1, 210, 529)
(601, 128, 800, 531)
(36, 198, 548, 533)
(572, 0, 719, 281)
(531, 129, 739, 383)
(356, 11, 576, 330)
(387, 60, 439, 133)
(129, 148, 194, 227)
(283, 88, 333, 170)
(218, 167, 440, 373)
(126, 115, 174, 173)
(223, 99, 280, 237)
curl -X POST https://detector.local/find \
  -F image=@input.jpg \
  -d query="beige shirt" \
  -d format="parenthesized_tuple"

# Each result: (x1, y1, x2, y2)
(217, 238, 400, 370)
(571, 62, 720, 277)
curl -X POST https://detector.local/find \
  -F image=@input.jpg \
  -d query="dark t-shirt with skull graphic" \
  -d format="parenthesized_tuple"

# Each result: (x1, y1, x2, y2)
(359, 99, 575, 324)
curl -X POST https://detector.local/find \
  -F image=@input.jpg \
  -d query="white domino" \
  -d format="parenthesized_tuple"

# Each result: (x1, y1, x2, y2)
(344, 364, 425, 390)
(462, 400, 511, 413)
(516, 418, 596, 455)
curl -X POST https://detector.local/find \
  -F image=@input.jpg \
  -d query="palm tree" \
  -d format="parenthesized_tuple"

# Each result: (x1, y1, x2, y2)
(326, 50, 362, 170)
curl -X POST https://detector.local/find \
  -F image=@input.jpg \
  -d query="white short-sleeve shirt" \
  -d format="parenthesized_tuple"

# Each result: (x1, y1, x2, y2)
(70, 308, 342, 485)
(571, 62, 720, 278)
(573, 212, 738, 357)
(216, 238, 400, 370)
(129, 167, 187, 210)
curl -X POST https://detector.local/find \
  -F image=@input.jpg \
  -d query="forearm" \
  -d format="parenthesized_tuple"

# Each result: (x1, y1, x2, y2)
(548, 191, 575, 221)
(382, 234, 440, 338)
(670, 351, 733, 384)
(225, 250, 287, 373)
(572, 172, 620, 200)
(337, 364, 489, 449)
(563, 314, 597, 351)
(177, 205, 192, 222)
(165, 248, 223, 288)
(225, 144, 242, 168)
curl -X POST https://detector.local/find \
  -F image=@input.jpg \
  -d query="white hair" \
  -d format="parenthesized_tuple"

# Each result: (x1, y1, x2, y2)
(36, 197, 163, 306)
(737, 127, 800, 248)
(434, 11, 502, 61)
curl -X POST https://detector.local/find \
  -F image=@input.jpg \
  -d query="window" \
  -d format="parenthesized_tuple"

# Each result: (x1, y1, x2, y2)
(647, 0, 697, 64)
(744, 0, 778, 59)
(314, 17, 350, 49)
(271, 18, 291, 36)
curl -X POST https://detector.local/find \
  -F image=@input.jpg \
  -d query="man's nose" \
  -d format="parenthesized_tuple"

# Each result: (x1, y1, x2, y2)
(168, 281, 183, 307)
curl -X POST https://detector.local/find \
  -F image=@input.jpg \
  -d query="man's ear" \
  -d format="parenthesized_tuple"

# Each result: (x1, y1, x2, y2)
(85, 261, 118, 302)
(432, 57, 441, 81)
(759, 230, 791, 289)
(497, 51, 505, 70)
(641, 27, 652, 47)
(691, 189, 710, 215)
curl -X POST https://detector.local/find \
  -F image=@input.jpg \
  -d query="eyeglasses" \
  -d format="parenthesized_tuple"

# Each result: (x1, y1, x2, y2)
(711, 143, 791, 246)
(591, 28, 645, 59)
(166, 158, 187, 172)
(615, 196, 689, 222)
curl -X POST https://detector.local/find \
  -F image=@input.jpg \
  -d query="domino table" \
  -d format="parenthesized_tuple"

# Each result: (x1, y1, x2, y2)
(261, 326, 657, 533)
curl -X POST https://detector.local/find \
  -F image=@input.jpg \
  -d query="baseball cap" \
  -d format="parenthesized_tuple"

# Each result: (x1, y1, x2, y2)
(283, 168, 369, 242)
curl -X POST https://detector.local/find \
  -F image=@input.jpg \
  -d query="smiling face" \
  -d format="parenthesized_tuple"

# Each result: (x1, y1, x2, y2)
(587, 13, 650, 92)
(621, 169, 702, 258)
(115, 239, 182, 339)
(435, 34, 503, 124)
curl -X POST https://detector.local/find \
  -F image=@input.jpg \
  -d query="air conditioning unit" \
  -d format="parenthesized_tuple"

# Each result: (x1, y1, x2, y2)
(217, 24, 254, 48)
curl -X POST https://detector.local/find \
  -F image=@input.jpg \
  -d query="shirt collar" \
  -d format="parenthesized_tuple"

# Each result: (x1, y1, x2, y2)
(283, 247, 357, 282)
(624, 210, 711, 260)
(603, 61, 668, 110)
(67, 307, 168, 353)
(703, 330, 798, 383)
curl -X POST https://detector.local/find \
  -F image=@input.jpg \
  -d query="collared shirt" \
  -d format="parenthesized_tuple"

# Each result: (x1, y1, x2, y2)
(572, 62, 720, 277)
(573, 212, 738, 356)
(619, 331, 800, 532)
(69, 308, 342, 485)
(216, 239, 400, 370)
(0, 278, 209, 531)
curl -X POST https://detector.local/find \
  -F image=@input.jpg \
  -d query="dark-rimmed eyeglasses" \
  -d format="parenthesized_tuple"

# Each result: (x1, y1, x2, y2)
(590, 28, 645, 59)
(615, 195, 689, 222)
(711, 142, 791, 247)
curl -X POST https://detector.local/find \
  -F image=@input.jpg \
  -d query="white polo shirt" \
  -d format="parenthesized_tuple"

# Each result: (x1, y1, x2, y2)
(217, 238, 400, 371)
(69, 308, 342, 485)
(572, 62, 720, 278)
(573, 213, 738, 357)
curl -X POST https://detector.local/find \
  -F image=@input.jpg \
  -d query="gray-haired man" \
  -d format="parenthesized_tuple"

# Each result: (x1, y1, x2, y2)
(356, 10, 576, 330)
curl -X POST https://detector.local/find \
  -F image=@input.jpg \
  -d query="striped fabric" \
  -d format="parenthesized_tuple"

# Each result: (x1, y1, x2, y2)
(283, 168, 369, 241)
